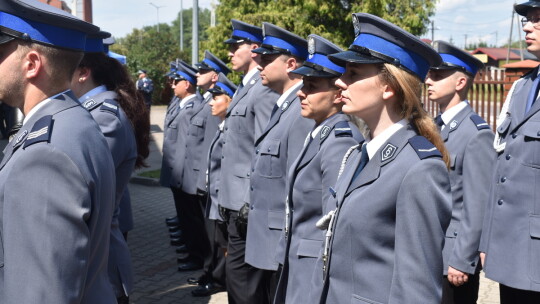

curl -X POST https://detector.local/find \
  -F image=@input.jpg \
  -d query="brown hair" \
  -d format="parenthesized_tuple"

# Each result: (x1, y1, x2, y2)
(379, 63, 450, 167)
(79, 52, 150, 168)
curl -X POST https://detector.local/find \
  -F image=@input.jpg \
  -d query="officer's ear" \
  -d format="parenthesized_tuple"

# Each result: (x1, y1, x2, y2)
(23, 50, 43, 80)
(250, 43, 260, 58)
(74, 66, 92, 83)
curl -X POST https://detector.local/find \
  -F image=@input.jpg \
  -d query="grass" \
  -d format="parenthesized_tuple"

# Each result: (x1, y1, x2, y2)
(138, 169, 161, 179)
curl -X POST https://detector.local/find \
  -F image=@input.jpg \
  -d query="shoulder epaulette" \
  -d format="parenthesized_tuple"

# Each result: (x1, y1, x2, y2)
(100, 99, 119, 116)
(408, 136, 442, 160)
(470, 114, 490, 130)
(82, 98, 101, 111)
(334, 121, 353, 138)
(23, 115, 54, 149)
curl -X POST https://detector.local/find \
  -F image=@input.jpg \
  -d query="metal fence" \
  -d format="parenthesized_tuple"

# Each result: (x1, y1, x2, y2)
(422, 69, 507, 131)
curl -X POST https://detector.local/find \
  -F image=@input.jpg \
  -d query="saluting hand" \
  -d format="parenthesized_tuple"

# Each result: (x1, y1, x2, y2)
(447, 266, 469, 287)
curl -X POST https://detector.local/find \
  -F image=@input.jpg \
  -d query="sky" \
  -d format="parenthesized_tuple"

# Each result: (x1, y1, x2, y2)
(90, 0, 520, 48)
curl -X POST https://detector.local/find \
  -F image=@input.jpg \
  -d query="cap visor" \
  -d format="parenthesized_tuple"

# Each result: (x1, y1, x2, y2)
(328, 50, 385, 67)
(0, 34, 15, 45)
(515, 1, 540, 16)
(291, 66, 337, 78)
(252, 47, 283, 55)
(225, 38, 243, 44)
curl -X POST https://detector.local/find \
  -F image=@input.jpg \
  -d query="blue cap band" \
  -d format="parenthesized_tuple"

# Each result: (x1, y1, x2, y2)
(440, 53, 477, 75)
(202, 58, 222, 73)
(0, 11, 87, 51)
(232, 29, 262, 43)
(85, 37, 105, 53)
(352, 33, 430, 80)
(216, 82, 234, 97)
(308, 53, 345, 74)
(177, 71, 196, 84)
(263, 36, 308, 59)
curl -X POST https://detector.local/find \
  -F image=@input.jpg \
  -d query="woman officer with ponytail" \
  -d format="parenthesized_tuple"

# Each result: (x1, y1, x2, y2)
(314, 13, 453, 304)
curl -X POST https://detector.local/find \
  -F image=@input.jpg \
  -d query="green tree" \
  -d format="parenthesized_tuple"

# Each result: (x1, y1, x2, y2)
(202, 0, 436, 72)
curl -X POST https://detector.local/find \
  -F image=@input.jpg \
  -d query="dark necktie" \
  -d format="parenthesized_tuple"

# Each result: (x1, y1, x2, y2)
(435, 114, 444, 128)
(270, 104, 280, 118)
(526, 75, 540, 113)
(234, 81, 244, 97)
(351, 143, 369, 182)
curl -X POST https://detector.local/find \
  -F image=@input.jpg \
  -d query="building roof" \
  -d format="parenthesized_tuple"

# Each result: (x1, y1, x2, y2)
(472, 47, 537, 61)
(502, 59, 540, 69)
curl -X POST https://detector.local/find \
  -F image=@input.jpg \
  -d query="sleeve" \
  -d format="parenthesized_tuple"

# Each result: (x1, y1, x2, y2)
(3, 146, 93, 303)
(449, 129, 495, 273)
(252, 85, 278, 140)
(388, 158, 452, 304)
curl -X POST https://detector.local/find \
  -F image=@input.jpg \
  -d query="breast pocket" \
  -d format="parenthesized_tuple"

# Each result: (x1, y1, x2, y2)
(257, 139, 283, 178)
(521, 121, 540, 167)
(297, 239, 322, 259)
(229, 105, 249, 134)
(167, 123, 178, 141)
(189, 117, 205, 138)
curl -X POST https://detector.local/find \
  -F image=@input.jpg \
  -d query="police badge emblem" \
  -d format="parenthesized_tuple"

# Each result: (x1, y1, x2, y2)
(282, 101, 290, 111)
(450, 120, 458, 130)
(320, 126, 331, 140)
(381, 143, 397, 162)
(353, 15, 361, 37)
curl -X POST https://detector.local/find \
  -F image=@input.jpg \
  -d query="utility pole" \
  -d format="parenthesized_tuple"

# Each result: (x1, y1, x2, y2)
(506, 8, 515, 64)
(192, 0, 199, 65)
(517, 12, 524, 60)
(83, 0, 92, 22)
(431, 20, 435, 42)
(464, 34, 468, 49)
(180, 0, 183, 51)
(149, 3, 165, 33)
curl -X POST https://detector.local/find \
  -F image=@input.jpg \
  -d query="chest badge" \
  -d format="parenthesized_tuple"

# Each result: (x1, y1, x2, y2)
(381, 143, 397, 162)
(449, 120, 458, 130)
(320, 126, 331, 140)
(282, 101, 290, 111)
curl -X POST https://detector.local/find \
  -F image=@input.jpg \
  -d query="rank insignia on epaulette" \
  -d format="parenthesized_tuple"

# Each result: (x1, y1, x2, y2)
(23, 115, 54, 149)
(408, 136, 442, 159)
(381, 143, 397, 162)
(334, 121, 353, 137)
(470, 115, 490, 130)
(100, 100, 119, 116)
(320, 126, 331, 140)
(185, 102, 194, 109)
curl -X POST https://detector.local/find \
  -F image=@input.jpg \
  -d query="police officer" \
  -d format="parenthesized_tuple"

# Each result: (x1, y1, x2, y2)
(315, 13, 452, 303)
(246, 22, 313, 303)
(136, 69, 154, 109)
(273, 35, 363, 304)
(425, 40, 495, 304)
(71, 30, 152, 304)
(178, 52, 230, 272)
(159, 63, 200, 254)
(0, 0, 117, 302)
(479, 1, 540, 302)
(191, 75, 238, 297)
(218, 19, 279, 304)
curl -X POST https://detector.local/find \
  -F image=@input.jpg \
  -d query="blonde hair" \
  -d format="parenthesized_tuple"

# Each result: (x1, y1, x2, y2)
(378, 63, 450, 168)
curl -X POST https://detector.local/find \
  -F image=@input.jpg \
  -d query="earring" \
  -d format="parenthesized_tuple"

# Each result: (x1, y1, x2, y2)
(79, 77, 84, 82)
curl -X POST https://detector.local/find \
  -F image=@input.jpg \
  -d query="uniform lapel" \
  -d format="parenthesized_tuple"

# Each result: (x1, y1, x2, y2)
(442, 105, 473, 142)
(226, 72, 259, 116)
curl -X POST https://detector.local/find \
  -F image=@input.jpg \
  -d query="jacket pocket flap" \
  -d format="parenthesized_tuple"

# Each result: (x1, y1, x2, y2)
(261, 139, 280, 156)
(530, 214, 540, 239)
(268, 210, 284, 230)
(297, 239, 322, 258)
(232, 105, 247, 116)
(522, 122, 540, 139)
(446, 221, 458, 238)
(192, 117, 205, 127)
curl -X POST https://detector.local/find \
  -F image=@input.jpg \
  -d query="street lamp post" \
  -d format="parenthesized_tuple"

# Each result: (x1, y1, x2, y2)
(180, 0, 183, 51)
(149, 2, 165, 33)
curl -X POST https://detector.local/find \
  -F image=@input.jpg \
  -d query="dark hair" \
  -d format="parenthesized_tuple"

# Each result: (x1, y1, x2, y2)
(79, 52, 150, 168)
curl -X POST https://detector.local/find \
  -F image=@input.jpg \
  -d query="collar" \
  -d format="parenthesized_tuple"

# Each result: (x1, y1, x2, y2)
(276, 81, 303, 108)
(79, 85, 108, 102)
(179, 94, 197, 109)
(203, 91, 212, 100)
(365, 119, 407, 159)
(311, 124, 323, 139)
(23, 90, 71, 126)
(218, 120, 225, 131)
(243, 68, 258, 86)
(440, 101, 468, 130)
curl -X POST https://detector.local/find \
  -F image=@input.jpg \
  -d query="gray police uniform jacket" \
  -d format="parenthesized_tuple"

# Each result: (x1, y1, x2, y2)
(206, 128, 224, 220)
(318, 125, 452, 304)
(480, 68, 540, 292)
(440, 104, 495, 276)
(82, 91, 136, 297)
(245, 85, 314, 271)
(159, 95, 197, 188)
(274, 113, 363, 304)
(218, 71, 279, 211)
(182, 93, 220, 195)
(0, 91, 117, 304)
